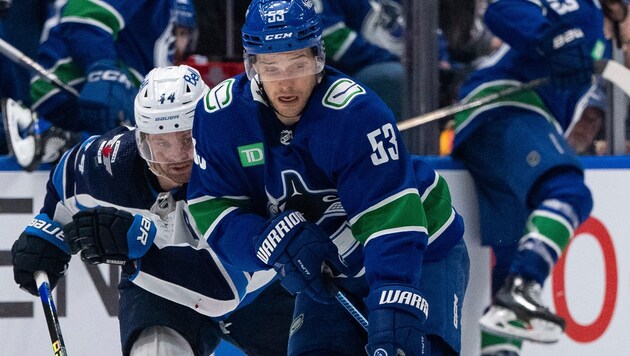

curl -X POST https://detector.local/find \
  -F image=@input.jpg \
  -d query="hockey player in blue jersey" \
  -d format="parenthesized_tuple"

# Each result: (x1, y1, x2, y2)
(187, 1, 469, 355)
(7, 0, 198, 171)
(11, 65, 295, 355)
(314, 0, 405, 119)
(450, 0, 619, 354)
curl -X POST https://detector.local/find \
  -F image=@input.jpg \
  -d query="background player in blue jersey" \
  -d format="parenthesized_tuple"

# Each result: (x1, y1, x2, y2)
(6, 0, 198, 171)
(187, 1, 469, 355)
(313, 0, 405, 120)
(450, 0, 623, 354)
(11, 65, 294, 356)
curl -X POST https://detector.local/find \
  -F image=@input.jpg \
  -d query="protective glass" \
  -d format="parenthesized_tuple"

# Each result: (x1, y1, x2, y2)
(136, 130, 194, 164)
(245, 47, 325, 81)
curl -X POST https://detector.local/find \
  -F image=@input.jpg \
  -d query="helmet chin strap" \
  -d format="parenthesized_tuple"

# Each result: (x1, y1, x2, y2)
(254, 70, 325, 124)
(147, 161, 184, 190)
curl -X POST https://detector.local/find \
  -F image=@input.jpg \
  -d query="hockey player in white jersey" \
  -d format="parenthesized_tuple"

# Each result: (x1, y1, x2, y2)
(11, 65, 294, 355)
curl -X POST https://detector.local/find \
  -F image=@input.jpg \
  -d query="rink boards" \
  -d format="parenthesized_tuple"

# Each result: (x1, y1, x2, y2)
(0, 156, 629, 355)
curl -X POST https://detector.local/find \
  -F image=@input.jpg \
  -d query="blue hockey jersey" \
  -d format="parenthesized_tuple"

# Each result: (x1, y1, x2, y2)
(188, 67, 463, 291)
(453, 0, 608, 149)
(314, 0, 402, 75)
(33, 127, 275, 318)
(31, 0, 195, 115)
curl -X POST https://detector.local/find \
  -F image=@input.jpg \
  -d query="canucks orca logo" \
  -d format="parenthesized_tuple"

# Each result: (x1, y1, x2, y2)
(266, 170, 345, 223)
(267, 171, 363, 273)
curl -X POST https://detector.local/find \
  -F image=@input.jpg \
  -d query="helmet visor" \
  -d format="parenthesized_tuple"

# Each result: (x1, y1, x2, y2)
(245, 47, 324, 81)
(136, 129, 194, 164)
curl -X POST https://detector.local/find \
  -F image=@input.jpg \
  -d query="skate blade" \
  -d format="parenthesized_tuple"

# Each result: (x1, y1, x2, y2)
(1, 98, 40, 170)
(479, 306, 563, 344)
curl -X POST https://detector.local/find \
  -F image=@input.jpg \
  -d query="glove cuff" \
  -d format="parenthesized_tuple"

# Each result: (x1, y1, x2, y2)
(126, 214, 157, 259)
(254, 210, 307, 267)
(535, 24, 586, 56)
(366, 284, 429, 322)
(24, 213, 70, 254)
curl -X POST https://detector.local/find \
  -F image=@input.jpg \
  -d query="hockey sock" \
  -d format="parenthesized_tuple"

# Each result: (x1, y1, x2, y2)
(510, 199, 576, 285)
(480, 329, 522, 355)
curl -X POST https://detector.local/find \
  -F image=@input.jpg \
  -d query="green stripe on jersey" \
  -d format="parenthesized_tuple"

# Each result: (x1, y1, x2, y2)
(525, 211, 573, 253)
(322, 27, 354, 59)
(30, 61, 83, 108)
(188, 197, 249, 235)
(351, 192, 426, 244)
(454, 82, 557, 133)
(422, 175, 455, 236)
(63, 0, 123, 37)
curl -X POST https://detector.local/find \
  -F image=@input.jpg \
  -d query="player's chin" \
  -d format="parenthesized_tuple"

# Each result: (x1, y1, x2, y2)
(164, 162, 192, 181)
(165, 171, 191, 184)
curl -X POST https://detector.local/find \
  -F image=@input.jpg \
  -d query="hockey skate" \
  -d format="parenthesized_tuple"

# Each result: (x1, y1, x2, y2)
(2, 98, 80, 171)
(479, 275, 566, 344)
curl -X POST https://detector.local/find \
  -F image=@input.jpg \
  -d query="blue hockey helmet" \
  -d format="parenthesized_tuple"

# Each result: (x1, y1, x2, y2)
(242, 0, 325, 80)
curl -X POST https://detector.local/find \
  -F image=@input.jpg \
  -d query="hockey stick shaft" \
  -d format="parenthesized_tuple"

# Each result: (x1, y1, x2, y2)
(325, 278, 369, 331)
(0, 37, 79, 97)
(397, 58, 627, 131)
(397, 77, 549, 131)
(35, 271, 68, 356)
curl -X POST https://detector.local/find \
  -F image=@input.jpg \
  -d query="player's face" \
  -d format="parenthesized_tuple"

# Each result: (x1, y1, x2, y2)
(146, 130, 194, 184)
(255, 48, 319, 125)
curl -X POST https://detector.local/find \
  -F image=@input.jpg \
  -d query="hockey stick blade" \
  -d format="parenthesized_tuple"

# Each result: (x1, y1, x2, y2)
(397, 59, 626, 131)
(596, 59, 630, 97)
(1, 98, 43, 171)
(0, 38, 79, 97)
(35, 271, 68, 356)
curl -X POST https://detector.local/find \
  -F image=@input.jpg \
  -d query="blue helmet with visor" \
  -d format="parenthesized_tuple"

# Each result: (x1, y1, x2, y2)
(242, 0, 325, 80)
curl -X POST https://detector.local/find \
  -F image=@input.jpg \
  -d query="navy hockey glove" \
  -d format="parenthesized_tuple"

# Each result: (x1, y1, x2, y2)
(366, 285, 430, 356)
(254, 210, 349, 304)
(78, 59, 137, 134)
(11, 214, 71, 296)
(63, 207, 156, 267)
(537, 24, 594, 88)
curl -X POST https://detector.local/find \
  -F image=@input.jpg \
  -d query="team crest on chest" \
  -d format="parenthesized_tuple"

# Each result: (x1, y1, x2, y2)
(266, 170, 344, 220)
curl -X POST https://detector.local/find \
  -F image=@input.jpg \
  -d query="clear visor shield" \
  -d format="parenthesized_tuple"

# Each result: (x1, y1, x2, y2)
(245, 47, 325, 81)
(136, 130, 194, 164)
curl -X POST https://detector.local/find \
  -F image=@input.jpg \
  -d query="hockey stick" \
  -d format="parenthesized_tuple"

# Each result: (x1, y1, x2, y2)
(0, 37, 79, 97)
(35, 271, 68, 356)
(397, 77, 549, 131)
(397, 59, 630, 131)
(324, 278, 369, 331)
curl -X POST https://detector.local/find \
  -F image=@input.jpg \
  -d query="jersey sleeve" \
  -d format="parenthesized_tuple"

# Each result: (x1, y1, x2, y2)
(59, 0, 146, 69)
(319, 94, 428, 289)
(410, 156, 464, 260)
(131, 235, 277, 318)
(40, 139, 87, 225)
(483, 0, 551, 56)
(187, 98, 270, 273)
(318, 0, 398, 74)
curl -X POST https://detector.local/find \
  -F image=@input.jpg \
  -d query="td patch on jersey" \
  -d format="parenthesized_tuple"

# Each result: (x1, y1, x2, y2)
(322, 78, 365, 110)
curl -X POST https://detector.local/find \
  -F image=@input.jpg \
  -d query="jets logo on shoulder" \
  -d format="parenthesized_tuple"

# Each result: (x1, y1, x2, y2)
(322, 78, 365, 110)
(204, 78, 235, 113)
(96, 134, 123, 176)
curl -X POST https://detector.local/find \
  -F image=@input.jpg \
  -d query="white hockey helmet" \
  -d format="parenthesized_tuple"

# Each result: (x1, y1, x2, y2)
(135, 65, 208, 164)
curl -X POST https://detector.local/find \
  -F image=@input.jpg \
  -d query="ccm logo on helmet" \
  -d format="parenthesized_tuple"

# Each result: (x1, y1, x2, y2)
(265, 33, 293, 40)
